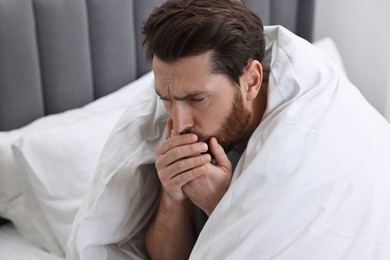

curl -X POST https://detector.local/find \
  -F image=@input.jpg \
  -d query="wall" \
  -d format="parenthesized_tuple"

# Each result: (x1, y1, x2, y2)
(314, 0, 390, 122)
(386, 49, 390, 120)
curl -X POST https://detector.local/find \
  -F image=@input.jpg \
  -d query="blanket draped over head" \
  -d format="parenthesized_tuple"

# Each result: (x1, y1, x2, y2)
(67, 26, 390, 260)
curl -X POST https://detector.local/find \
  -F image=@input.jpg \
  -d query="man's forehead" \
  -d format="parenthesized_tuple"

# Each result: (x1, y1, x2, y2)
(153, 57, 212, 96)
(154, 76, 207, 100)
(152, 52, 214, 78)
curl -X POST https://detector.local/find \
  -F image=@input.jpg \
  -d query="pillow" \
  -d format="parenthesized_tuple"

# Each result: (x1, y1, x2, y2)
(0, 71, 154, 216)
(0, 71, 154, 256)
(12, 109, 123, 255)
(0, 105, 95, 242)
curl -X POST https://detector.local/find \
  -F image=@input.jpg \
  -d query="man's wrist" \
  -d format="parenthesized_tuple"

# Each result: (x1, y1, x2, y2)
(160, 190, 189, 212)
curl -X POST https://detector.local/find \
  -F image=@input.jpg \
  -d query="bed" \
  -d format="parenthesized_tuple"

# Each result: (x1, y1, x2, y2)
(0, 0, 316, 259)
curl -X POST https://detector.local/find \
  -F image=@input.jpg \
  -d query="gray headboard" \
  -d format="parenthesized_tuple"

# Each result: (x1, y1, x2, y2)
(0, 0, 315, 131)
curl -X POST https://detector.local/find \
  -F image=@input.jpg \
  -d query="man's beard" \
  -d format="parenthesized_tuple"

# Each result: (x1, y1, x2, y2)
(182, 88, 251, 153)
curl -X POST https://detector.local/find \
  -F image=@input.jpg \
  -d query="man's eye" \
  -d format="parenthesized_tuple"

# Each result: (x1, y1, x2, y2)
(191, 97, 206, 103)
(158, 96, 169, 102)
(160, 98, 172, 105)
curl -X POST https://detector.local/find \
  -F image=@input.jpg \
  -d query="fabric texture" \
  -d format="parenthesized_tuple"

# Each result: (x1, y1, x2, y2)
(0, 72, 154, 256)
(12, 109, 123, 255)
(67, 76, 166, 260)
(0, 223, 63, 260)
(191, 26, 390, 259)
(67, 26, 390, 259)
(313, 37, 347, 76)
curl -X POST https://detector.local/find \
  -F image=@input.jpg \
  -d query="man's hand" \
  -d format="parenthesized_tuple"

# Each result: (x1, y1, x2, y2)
(155, 119, 211, 202)
(182, 137, 233, 216)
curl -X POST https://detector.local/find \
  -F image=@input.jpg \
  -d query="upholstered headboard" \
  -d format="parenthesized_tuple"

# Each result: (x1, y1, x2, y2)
(0, 0, 315, 131)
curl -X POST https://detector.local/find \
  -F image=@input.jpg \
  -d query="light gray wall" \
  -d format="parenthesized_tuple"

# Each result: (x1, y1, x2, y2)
(314, 0, 390, 122)
(386, 50, 390, 120)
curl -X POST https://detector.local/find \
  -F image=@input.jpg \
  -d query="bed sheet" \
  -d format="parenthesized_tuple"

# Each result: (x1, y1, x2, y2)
(0, 223, 64, 260)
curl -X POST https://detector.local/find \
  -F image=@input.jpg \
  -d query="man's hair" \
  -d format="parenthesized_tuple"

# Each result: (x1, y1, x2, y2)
(142, 0, 265, 86)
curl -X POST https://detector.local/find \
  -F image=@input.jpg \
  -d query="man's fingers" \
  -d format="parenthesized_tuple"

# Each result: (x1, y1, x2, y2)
(156, 141, 208, 170)
(172, 154, 211, 178)
(160, 153, 211, 181)
(156, 134, 198, 155)
(209, 137, 232, 171)
(171, 161, 210, 189)
(166, 142, 208, 165)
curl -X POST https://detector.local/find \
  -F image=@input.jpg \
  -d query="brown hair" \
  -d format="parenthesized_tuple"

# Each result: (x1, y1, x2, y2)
(142, 0, 265, 86)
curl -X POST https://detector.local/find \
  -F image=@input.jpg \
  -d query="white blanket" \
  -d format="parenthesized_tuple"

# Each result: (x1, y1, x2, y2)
(67, 26, 390, 260)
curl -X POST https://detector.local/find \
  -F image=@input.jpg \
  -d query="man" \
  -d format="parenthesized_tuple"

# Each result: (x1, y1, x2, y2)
(68, 0, 390, 259)
(141, 0, 390, 259)
(142, 0, 268, 259)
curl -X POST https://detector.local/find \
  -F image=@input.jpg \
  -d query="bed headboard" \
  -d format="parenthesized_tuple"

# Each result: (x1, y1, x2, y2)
(0, 0, 315, 131)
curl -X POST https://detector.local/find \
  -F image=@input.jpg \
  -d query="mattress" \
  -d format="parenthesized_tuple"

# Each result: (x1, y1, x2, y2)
(0, 223, 64, 260)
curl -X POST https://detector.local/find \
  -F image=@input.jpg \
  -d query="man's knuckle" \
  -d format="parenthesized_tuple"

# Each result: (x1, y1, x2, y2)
(190, 144, 199, 154)
(176, 160, 186, 171)
(186, 134, 195, 143)
(155, 147, 162, 156)
(196, 155, 206, 165)
(170, 149, 179, 159)
(155, 159, 161, 169)
(170, 178, 182, 189)
(200, 165, 208, 174)
(193, 165, 206, 176)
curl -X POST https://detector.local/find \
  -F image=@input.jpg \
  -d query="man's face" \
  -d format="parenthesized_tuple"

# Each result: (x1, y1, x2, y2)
(153, 51, 251, 152)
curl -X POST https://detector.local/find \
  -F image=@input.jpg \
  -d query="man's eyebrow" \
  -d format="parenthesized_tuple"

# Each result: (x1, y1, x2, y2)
(155, 89, 206, 101)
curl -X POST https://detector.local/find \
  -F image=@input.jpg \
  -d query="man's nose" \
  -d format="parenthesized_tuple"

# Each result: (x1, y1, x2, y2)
(171, 102, 194, 134)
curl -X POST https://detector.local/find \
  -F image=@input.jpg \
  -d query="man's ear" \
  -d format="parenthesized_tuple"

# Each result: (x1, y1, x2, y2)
(242, 60, 262, 101)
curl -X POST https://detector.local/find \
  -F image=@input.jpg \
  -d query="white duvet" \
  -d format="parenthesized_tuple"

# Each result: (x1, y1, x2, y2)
(67, 26, 390, 259)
